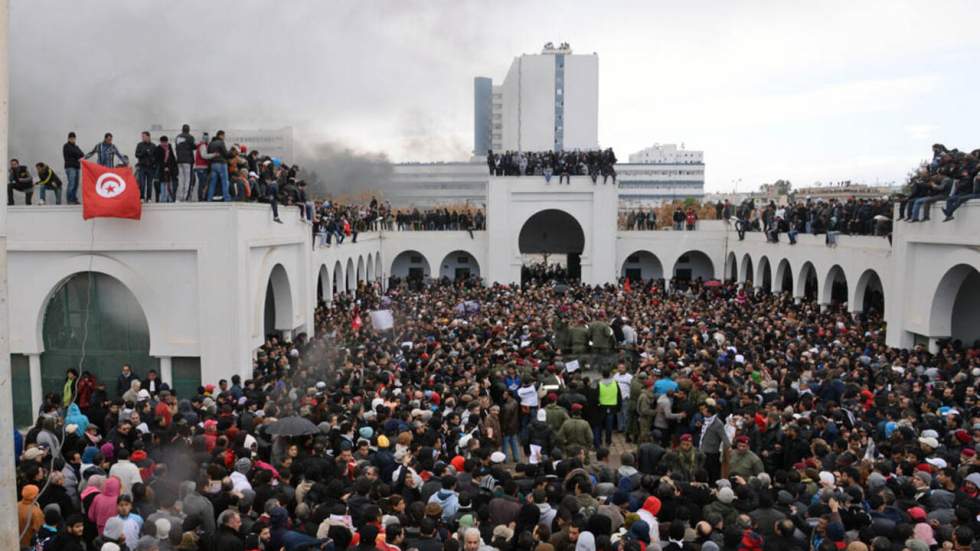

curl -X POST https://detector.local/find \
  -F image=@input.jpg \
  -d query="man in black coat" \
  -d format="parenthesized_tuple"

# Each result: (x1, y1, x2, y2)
(215, 510, 245, 551)
(154, 136, 179, 202)
(62, 132, 85, 204)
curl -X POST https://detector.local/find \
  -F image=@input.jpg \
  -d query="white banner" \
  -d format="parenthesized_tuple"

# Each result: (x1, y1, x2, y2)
(370, 310, 394, 331)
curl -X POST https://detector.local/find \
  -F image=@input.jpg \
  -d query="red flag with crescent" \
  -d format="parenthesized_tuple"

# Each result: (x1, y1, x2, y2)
(81, 160, 142, 220)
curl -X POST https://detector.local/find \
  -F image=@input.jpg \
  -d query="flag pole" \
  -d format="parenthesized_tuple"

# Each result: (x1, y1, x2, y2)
(0, 1, 21, 548)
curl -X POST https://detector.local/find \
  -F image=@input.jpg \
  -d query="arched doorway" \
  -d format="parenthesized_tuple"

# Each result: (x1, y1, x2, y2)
(357, 256, 365, 284)
(929, 264, 980, 345)
(757, 256, 772, 292)
(725, 252, 737, 282)
(264, 264, 294, 338)
(775, 259, 793, 294)
(375, 252, 382, 281)
(346, 258, 356, 293)
(823, 265, 848, 307)
(673, 250, 715, 283)
(440, 250, 480, 280)
(41, 272, 155, 399)
(317, 264, 331, 304)
(518, 209, 585, 283)
(391, 250, 431, 284)
(854, 269, 885, 314)
(621, 250, 664, 282)
(333, 260, 344, 295)
(797, 261, 818, 301)
(740, 254, 754, 285)
(366, 255, 374, 283)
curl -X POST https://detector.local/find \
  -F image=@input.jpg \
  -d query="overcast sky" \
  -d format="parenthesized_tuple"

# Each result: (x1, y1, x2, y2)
(9, 1, 980, 192)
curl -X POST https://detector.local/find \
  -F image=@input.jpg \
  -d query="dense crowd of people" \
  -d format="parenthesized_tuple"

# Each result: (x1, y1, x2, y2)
(14, 272, 980, 551)
(899, 145, 980, 223)
(486, 150, 617, 185)
(312, 199, 487, 248)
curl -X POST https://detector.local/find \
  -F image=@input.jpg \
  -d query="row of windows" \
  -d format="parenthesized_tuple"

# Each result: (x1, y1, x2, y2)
(619, 181, 704, 189)
(620, 169, 704, 176)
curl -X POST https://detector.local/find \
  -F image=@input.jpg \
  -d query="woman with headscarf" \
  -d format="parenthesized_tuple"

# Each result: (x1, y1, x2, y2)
(88, 476, 121, 535)
(575, 531, 597, 551)
(65, 403, 90, 436)
(18, 484, 44, 548)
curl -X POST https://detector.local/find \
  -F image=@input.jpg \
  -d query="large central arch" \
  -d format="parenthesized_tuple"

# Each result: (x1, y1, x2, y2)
(518, 209, 585, 282)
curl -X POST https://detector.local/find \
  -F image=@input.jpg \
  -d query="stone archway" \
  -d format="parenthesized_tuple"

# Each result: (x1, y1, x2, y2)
(41, 272, 154, 402)
(853, 269, 884, 314)
(333, 260, 344, 294)
(390, 250, 432, 281)
(264, 264, 294, 337)
(346, 258, 356, 293)
(822, 265, 848, 307)
(518, 209, 586, 282)
(775, 259, 793, 294)
(621, 250, 664, 282)
(439, 250, 481, 280)
(725, 252, 738, 282)
(797, 261, 818, 301)
(317, 264, 331, 304)
(756, 256, 772, 292)
(929, 264, 980, 344)
(740, 254, 754, 285)
(673, 250, 715, 282)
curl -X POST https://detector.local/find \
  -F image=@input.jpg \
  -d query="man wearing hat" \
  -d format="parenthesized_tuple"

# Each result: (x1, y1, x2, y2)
(729, 435, 764, 479)
(662, 434, 704, 481)
(556, 403, 592, 450)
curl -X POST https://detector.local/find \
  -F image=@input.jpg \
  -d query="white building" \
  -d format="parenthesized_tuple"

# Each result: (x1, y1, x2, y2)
(629, 143, 703, 164)
(381, 162, 488, 207)
(476, 43, 598, 152)
(617, 144, 705, 206)
(7, 178, 980, 429)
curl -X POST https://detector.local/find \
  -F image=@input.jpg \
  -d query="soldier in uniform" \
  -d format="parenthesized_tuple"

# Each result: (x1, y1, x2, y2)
(557, 403, 593, 451)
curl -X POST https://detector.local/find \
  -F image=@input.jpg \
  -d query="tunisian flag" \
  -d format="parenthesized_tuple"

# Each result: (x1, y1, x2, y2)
(81, 161, 141, 220)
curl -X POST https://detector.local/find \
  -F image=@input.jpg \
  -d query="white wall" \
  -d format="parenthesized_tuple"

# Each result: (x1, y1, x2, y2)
(518, 55, 557, 151)
(563, 54, 599, 150)
(10, 197, 980, 396)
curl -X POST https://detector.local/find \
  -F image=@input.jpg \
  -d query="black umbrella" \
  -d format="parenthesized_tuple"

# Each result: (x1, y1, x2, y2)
(265, 416, 319, 437)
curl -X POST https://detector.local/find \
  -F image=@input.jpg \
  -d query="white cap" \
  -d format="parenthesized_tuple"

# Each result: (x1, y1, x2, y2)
(490, 451, 506, 464)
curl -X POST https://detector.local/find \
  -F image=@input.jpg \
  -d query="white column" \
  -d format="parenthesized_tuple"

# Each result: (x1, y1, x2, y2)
(159, 356, 173, 387)
(28, 353, 41, 418)
(0, 2, 20, 546)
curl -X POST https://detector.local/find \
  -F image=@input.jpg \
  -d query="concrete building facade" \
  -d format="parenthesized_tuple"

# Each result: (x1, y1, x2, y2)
(8, 183, 980, 427)
(476, 43, 598, 152)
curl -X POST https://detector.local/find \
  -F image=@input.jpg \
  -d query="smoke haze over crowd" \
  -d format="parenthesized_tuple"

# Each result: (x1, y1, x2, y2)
(8, 1, 980, 192)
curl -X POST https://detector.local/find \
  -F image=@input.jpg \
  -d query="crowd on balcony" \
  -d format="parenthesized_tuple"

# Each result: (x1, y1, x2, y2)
(486, 149, 617, 184)
(729, 198, 894, 244)
(900, 145, 980, 223)
(312, 200, 487, 247)
(14, 275, 980, 551)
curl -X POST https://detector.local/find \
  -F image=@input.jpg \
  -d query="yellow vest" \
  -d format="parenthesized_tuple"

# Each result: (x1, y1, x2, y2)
(599, 380, 618, 406)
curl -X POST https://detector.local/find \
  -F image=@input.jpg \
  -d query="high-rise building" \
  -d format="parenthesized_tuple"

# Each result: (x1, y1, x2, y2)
(473, 77, 493, 155)
(474, 42, 598, 153)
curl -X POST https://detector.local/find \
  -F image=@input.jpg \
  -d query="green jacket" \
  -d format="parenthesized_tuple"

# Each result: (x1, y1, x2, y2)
(703, 500, 738, 527)
(662, 447, 705, 481)
(569, 326, 589, 355)
(545, 404, 570, 433)
(588, 322, 616, 352)
(728, 450, 765, 479)
(557, 418, 593, 450)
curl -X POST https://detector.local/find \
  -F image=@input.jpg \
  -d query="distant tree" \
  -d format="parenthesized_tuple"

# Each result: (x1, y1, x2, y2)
(772, 179, 792, 195)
